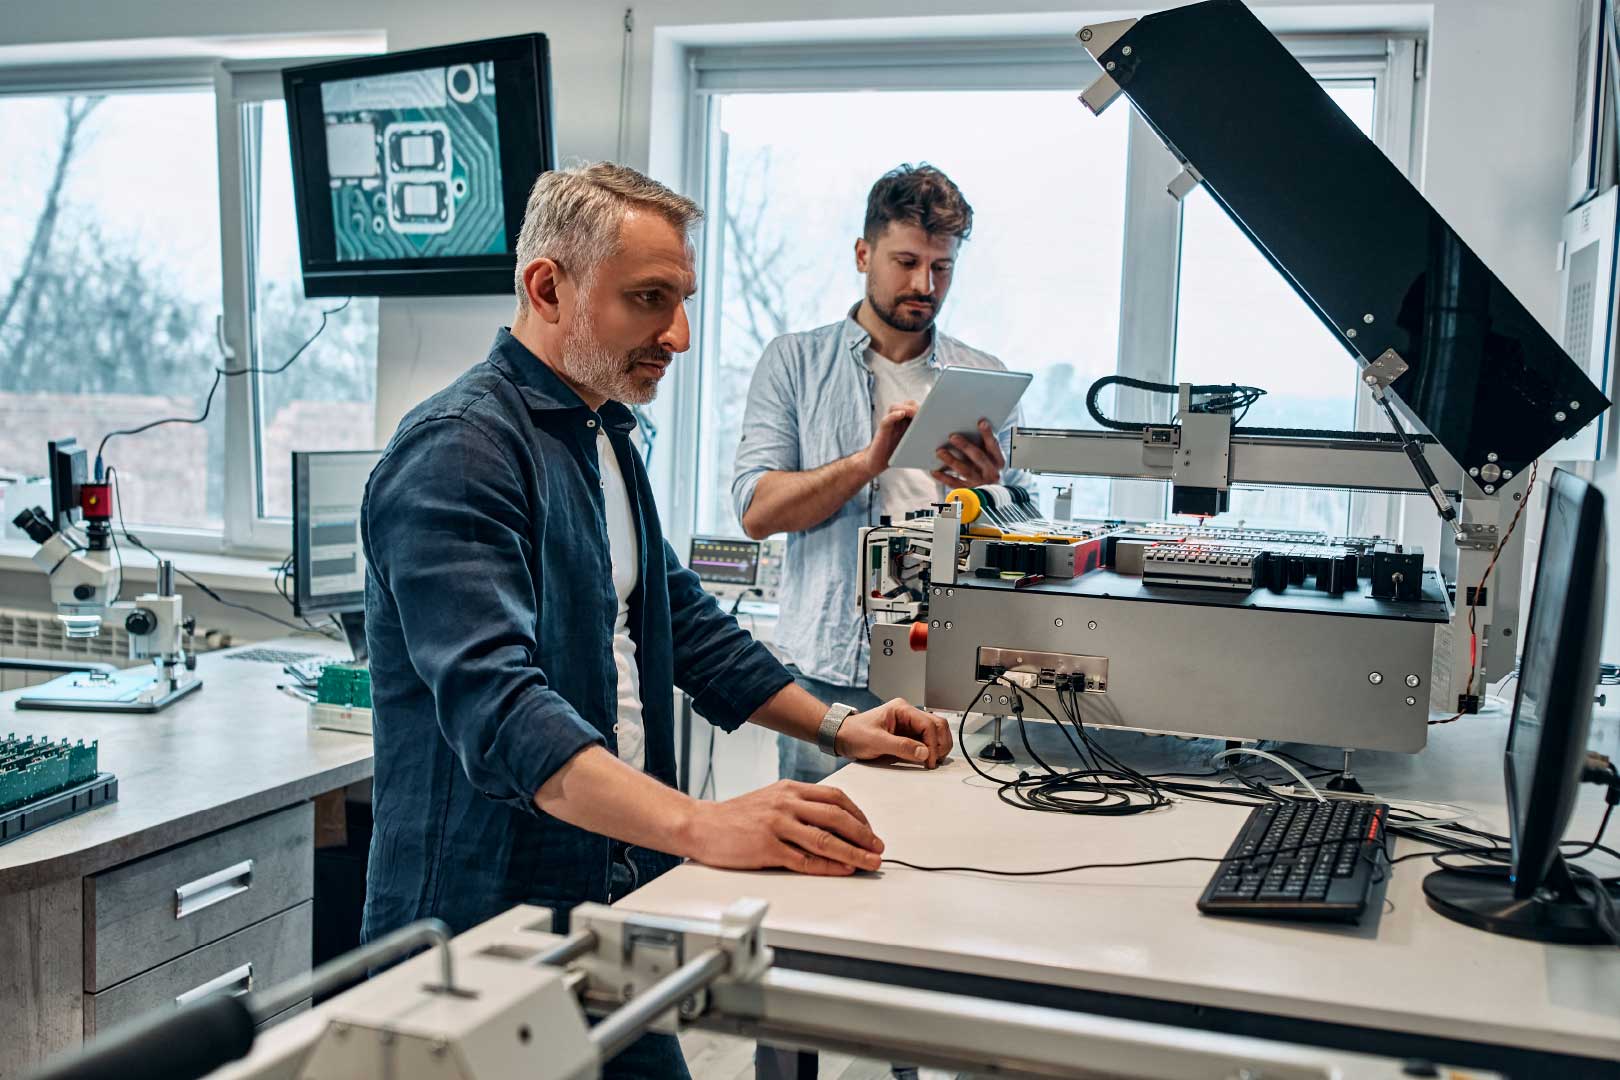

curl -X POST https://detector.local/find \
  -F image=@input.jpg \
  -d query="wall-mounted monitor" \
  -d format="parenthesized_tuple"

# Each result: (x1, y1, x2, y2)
(283, 34, 555, 297)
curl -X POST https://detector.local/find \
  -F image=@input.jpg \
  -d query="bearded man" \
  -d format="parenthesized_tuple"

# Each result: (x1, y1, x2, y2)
(359, 162, 951, 1080)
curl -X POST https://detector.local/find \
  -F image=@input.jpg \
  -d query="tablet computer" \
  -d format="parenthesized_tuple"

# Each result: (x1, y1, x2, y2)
(888, 366, 1033, 471)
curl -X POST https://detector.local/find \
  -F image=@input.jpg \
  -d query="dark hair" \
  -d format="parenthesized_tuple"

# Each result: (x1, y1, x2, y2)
(863, 163, 973, 243)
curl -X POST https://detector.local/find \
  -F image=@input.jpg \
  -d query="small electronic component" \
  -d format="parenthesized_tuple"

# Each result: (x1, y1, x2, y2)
(316, 664, 372, 709)
(0, 733, 99, 812)
(389, 129, 446, 171)
(1369, 550, 1425, 601)
(1141, 544, 1259, 590)
(1, 732, 115, 846)
(310, 665, 373, 736)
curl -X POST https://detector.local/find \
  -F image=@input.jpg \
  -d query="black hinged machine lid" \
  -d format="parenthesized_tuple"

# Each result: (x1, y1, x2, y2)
(1080, 0, 1610, 479)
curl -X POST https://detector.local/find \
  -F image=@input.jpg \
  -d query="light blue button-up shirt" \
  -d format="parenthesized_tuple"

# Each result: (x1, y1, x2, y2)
(732, 306, 1025, 687)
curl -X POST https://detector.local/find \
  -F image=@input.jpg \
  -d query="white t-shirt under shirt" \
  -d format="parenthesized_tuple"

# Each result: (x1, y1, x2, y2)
(867, 344, 945, 522)
(597, 428, 646, 772)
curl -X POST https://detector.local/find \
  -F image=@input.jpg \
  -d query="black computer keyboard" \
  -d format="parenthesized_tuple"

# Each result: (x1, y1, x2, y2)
(1198, 799, 1390, 922)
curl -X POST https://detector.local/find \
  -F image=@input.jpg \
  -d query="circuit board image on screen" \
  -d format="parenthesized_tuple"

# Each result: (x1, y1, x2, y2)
(319, 61, 508, 262)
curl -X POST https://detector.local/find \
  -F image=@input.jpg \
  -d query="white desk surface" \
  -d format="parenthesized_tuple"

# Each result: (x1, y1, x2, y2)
(621, 707, 1620, 1062)
(0, 635, 368, 891)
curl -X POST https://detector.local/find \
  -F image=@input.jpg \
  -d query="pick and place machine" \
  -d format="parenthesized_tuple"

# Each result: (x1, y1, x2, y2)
(864, 0, 1612, 759)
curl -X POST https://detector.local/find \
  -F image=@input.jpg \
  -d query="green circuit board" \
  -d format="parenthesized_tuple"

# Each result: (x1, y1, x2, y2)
(316, 664, 372, 709)
(0, 734, 99, 813)
(320, 61, 507, 262)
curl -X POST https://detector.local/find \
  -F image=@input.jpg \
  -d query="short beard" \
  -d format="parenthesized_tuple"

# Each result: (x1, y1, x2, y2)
(868, 287, 938, 333)
(559, 309, 667, 406)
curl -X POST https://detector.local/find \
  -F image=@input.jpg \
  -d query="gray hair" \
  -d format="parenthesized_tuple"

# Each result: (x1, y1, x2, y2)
(513, 161, 703, 308)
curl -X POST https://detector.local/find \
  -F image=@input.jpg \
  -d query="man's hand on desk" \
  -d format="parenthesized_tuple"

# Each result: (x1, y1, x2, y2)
(838, 698, 953, 767)
(683, 781, 885, 876)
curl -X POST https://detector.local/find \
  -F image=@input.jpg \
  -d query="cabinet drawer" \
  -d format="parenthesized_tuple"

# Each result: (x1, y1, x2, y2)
(258, 998, 311, 1032)
(85, 803, 313, 991)
(85, 901, 312, 1036)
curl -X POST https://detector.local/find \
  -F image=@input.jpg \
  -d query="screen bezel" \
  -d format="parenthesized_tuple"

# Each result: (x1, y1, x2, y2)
(292, 449, 382, 618)
(282, 34, 555, 297)
(688, 535, 763, 588)
(1504, 467, 1607, 897)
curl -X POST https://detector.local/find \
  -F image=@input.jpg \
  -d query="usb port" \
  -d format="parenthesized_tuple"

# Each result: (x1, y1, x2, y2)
(1038, 669, 1057, 687)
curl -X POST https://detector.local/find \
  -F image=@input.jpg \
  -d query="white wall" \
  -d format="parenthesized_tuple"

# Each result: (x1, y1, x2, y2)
(2, 0, 1601, 648)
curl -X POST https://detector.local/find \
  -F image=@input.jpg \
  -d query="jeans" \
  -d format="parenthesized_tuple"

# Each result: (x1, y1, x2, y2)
(602, 844, 693, 1080)
(606, 1032, 691, 1080)
(764, 669, 914, 1080)
(776, 666, 884, 783)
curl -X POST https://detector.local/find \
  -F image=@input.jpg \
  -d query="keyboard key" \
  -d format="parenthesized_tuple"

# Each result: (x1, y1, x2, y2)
(1200, 799, 1390, 923)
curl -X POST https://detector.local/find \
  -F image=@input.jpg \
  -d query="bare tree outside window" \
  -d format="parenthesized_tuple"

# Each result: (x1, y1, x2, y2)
(0, 91, 379, 534)
(693, 90, 1129, 537)
(0, 92, 227, 527)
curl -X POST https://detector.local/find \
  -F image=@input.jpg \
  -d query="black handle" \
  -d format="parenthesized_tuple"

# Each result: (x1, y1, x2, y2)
(28, 995, 256, 1080)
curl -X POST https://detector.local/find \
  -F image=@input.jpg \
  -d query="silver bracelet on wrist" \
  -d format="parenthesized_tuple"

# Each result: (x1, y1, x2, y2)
(817, 703, 857, 757)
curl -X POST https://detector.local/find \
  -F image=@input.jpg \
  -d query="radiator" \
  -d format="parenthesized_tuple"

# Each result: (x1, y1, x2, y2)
(0, 608, 142, 691)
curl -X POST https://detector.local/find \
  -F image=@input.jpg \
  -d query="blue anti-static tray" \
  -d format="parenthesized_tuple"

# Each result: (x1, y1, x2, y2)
(0, 772, 118, 845)
(15, 668, 201, 713)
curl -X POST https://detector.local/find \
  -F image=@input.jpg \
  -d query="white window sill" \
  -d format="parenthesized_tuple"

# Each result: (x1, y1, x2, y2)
(0, 538, 287, 596)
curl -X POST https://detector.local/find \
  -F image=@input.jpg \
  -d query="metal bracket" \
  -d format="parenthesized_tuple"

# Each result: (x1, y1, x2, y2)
(1455, 522, 1500, 552)
(1076, 19, 1136, 60)
(1361, 348, 1408, 391)
(1166, 163, 1202, 202)
(1140, 425, 1179, 449)
(1079, 72, 1122, 115)
(571, 899, 773, 1027)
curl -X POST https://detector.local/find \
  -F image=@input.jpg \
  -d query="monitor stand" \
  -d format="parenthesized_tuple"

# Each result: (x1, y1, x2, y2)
(1423, 855, 1620, 944)
(338, 610, 368, 665)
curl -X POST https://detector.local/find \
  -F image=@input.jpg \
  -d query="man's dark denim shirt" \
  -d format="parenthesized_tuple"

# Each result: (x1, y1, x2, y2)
(360, 328, 793, 940)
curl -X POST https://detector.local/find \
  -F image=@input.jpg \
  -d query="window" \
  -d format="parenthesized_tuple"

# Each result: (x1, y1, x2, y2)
(241, 98, 378, 522)
(0, 87, 227, 530)
(674, 35, 1423, 549)
(0, 62, 380, 556)
(1172, 83, 1379, 535)
(686, 63, 1130, 539)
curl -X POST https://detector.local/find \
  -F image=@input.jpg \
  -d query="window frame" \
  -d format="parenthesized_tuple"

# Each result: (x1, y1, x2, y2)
(217, 59, 372, 555)
(672, 31, 1427, 550)
(0, 61, 233, 553)
(1, 49, 381, 559)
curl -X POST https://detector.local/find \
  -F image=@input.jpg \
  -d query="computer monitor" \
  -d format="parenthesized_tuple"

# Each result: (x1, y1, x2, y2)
(1423, 467, 1613, 943)
(282, 34, 556, 297)
(292, 450, 381, 660)
(689, 536, 762, 597)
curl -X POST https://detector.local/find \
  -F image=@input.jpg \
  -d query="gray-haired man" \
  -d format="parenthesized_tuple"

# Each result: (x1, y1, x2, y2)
(361, 162, 952, 1079)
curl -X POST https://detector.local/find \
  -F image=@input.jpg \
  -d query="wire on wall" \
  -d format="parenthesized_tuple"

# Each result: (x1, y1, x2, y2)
(616, 8, 635, 162)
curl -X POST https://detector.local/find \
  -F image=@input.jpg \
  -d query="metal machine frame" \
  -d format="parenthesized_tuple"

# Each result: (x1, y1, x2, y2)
(1012, 422, 1529, 704)
(36, 902, 1501, 1080)
(865, 0, 1611, 757)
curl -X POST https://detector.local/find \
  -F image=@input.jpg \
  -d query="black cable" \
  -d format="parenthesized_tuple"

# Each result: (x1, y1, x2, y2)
(1272, 750, 1340, 775)
(110, 470, 335, 637)
(882, 853, 1235, 877)
(105, 466, 126, 603)
(1434, 460, 1538, 725)
(1083, 374, 1426, 444)
(95, 297, 353, 470)
(958, 676, 1284, 817)
(1565, 802, 1616, 861)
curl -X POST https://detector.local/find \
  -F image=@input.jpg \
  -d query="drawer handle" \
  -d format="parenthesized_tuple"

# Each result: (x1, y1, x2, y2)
(174, 859, 255, 918)
(175, 962, 253, 1007)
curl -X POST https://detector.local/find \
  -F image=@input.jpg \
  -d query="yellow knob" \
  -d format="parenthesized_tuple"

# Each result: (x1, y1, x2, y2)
(946, 487, 982, 524)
